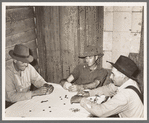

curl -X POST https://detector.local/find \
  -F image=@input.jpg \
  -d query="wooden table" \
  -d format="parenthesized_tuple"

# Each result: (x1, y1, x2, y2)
(5, 83, 96, 120)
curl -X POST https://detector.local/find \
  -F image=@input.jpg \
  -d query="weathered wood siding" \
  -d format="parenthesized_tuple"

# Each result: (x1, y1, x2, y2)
(35, 6, 104, 83)
(6, 6, 38, 70)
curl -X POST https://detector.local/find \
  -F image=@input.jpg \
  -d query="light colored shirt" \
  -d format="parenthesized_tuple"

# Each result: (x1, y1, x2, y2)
(80, 79, 144, 118)
(6, 62, 46, 102)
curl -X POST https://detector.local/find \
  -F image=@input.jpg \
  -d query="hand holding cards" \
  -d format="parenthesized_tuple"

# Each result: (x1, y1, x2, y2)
(70, 91, 90, 104)
(70, 95, 84, 104)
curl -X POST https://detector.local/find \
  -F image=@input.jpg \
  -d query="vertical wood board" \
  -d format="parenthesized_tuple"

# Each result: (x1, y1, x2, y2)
(78, 6, 86, 64)
(35, 6, 47, 80)
(51, 7, 62, 83)
(60, 6, 71, 78)
(97, 6, 104, 68)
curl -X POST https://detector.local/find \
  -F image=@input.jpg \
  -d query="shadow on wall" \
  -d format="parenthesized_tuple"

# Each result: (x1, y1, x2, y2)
(29, 48, 38, 91)
(29, 48, 38, 67)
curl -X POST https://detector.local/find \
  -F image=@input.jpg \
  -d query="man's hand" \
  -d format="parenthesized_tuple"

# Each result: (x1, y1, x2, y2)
(80, 97, 92, 109)
(63, 81, 72, 90)
(83, 80, 100, 90)
(60, 79, 72, 90)
(77, 90, 90, 97)
(68, 85, 84, 92)
(32, 87, 48, 97)
(94, 80, 100, 87)
(70, 95, 84, 104)
(43, 83, 54, 95)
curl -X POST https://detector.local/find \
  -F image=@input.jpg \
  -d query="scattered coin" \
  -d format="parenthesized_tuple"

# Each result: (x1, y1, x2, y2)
(41, 100, 48, 103)
(73, 108, 80, 112)
(70, 108, 80, 113)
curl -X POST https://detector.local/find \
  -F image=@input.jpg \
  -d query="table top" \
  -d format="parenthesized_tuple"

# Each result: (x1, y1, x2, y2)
(5, 83, 95, 120)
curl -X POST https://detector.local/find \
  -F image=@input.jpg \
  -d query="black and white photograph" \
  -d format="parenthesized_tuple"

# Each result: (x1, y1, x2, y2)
(2, 2, 147, 120)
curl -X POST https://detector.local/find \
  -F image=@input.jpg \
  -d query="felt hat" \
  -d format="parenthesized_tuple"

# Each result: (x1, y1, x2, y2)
(9, 44, 33, 63)
(107, 55, 139, 80)
(79, 45, 104, 58)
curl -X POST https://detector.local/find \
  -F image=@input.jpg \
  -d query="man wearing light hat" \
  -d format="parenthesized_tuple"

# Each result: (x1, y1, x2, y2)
(60, 45, 108, 92)
(6, 44, 54, 108)
(79, 55, 144, 118)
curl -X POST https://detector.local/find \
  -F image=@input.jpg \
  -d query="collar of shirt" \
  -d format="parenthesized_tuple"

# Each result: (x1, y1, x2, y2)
(83, 63, 101, 70)
(8, 62, 19, 74)
(8, 61, 25, 77)
(118, 79, 139, 92)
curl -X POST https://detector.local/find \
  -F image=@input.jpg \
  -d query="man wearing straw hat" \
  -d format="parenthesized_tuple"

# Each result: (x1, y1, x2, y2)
(6, 44, 54, 108)
(79, 55, 144, 118)
(60, 45, 108, 92)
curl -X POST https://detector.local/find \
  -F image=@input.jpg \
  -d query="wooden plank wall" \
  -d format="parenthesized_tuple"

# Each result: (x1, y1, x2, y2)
(34, 7, 47, 79)
(60, 6, 78, 80)
(6, 6, 38, 70)
(35, 6, 104, 83)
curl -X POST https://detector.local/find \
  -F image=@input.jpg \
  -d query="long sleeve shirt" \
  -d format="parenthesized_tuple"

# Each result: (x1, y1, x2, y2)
(89, 82, 118, 97)
(6, 62, 46, 102)
(80, 79, 144, 118)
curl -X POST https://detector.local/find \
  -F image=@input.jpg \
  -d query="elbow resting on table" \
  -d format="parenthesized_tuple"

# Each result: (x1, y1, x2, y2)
(7, 91, 31, 103)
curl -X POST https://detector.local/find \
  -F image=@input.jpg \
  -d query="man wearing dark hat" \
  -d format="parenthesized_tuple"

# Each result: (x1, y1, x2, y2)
(60, 45, 108, 92)
(79, 55, 144, 118)
(6, 44, 54, 108)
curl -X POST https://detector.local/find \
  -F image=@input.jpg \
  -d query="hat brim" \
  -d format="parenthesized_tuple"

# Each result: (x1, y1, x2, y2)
(9, 50, 33, 63)
(107, 61, 137, 81)
(79, 53, 104, 59)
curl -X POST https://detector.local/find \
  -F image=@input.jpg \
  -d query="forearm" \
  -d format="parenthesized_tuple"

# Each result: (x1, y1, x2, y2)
(89, 83, 118, 97)
(31, 90, 38, 97)
(32, 78, 46, 88)
(80, 99, 111, 118)
(80, 95, 127, 118)
(30, 67, 47, 88)
(31, 90, 36, 97)
(60, 75, 74, 89)
(70, 80, 100, 92)
(59, 79, 67, 86)
(83, 80, 100, 90)
(6, 91, 32, 103)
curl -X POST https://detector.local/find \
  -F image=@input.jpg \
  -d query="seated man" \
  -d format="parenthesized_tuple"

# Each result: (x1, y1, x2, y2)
(60, 45, 108, 92)
(79, 55, 144, 118)
(6, 44, 54, 108)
